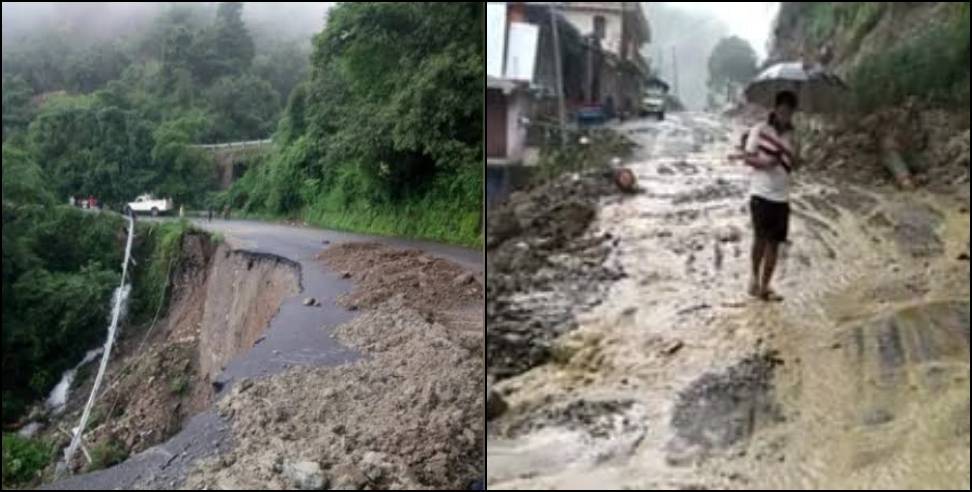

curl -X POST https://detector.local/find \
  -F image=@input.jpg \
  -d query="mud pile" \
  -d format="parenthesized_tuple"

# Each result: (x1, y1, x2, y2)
(317, 242, 482, 314)
(184, 296, 484, 490)
(799, 106, 970, 191)
(487, 170, 626, 381)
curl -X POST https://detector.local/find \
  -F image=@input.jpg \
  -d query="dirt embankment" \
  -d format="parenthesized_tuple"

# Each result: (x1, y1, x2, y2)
(797, 107, 970, 193)
(184, 242, 485, 490)
(487, 170, 626, 382)
(768, 3, 970, 195)
(38, 232, 300, 473)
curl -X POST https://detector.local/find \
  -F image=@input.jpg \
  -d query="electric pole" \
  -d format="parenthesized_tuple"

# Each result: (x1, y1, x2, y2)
(671, 45, 679, 100)
(550, 3, 568, 149)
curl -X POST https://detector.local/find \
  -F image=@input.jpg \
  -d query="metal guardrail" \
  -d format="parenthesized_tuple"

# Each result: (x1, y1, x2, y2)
(190, 139, 272, 151)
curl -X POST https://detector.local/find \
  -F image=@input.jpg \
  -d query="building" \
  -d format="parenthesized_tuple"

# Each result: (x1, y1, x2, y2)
(486, 3, 537, 167)
(558, 2, 651, 117)
(485, 2, 651, 208)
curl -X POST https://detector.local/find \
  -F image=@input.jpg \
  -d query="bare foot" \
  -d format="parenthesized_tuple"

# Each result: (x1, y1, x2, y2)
(748, 279, 761, 298)
(760, 289, 784, 302)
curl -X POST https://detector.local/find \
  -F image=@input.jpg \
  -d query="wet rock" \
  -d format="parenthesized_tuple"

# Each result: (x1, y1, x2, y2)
(283, 460, 327, 490)
(507, 399, 644, 440)
(861, 409, 895, 426)
(662, 340, 685, 356)
(360, 451, 389, 482)
(677, 304, 711, 316)
(889, 204, 944, 258)
(487, 171, 625, 381)
(672, 181, 745, 205)
(237, 378, 253, 394)
(613, 168, 638, 193)
(715, 226, 742, 243)
(453, 273, 474, 286)
(487, 389, 508, 421)
(331, 463, 368, 490)
(669, 352, 784, 460)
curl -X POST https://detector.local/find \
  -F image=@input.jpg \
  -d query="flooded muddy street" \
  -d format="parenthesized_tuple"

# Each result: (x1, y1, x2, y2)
(487, 112, 970, 490)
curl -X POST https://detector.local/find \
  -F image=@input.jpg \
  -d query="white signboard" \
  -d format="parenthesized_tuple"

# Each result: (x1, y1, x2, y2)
(486, 3, 507, 78)
(505, 21, 539, 82)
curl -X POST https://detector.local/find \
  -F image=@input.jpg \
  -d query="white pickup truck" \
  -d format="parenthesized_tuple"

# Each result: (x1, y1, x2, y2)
(126, 195, 174, 217)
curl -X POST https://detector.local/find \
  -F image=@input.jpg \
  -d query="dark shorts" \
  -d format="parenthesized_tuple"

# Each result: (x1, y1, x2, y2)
(750, 195, 790, 243)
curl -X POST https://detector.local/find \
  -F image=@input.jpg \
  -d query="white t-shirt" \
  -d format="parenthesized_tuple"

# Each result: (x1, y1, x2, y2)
(745, 122, 794, 203)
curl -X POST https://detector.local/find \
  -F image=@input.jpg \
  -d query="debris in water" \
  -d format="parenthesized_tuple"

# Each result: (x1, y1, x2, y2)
(715, 225, 742, 243)
(677, 304, 712, 316)
(505, 399, 645, 442)
(237, 379, 253, 394)
(283, 460, 327, 490)
(662, 340, 685, 356)
(668, 352, 784, 463)
(487, 389, 508, 421)
(303, 297, 316, 307)
(614, 168, 638, 193)
(487, 171, 625, 381)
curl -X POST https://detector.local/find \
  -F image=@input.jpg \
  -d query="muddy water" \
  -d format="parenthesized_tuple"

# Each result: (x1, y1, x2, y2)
(487, 112, 970, 490)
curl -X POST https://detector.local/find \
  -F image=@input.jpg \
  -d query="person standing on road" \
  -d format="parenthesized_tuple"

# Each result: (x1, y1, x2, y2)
(743, 91, 799, 302)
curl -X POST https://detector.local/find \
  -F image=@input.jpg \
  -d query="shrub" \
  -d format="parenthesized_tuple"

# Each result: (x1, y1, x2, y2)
(849, 10, 970, 111)
(2, 434, 51, 486)
(87, 440, 128, 472)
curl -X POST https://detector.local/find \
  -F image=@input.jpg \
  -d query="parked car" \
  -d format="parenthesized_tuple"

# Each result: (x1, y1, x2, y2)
(640, 76, 671, 121)
(640, 88, 667, 121)
(577, 105, 608, 128)
(126, 195, 174, 217)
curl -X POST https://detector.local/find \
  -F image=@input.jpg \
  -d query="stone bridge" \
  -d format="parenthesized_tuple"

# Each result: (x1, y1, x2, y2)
(190, 139, 272, 189)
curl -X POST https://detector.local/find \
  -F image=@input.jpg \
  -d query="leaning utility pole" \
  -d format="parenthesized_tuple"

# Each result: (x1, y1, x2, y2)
(549, 3, 568, 149)
(671, 45, 679, 100)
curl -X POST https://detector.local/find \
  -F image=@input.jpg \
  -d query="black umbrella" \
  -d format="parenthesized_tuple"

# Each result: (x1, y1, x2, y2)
(745, 62, 849, 113)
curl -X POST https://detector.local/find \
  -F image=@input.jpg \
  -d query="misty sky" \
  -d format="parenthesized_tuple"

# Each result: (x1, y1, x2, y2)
(661, 2, 779, 60)
(2, 2, 333, 47)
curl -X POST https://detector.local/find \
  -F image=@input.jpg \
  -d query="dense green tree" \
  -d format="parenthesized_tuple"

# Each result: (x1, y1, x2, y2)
(204, 74, 279, 141)
(193, 2, 255, 84)
(225, 2, 483, 245)
(151, 110, 216, 205)
(2, 75, 34, 142)
(1, 145, 53, 206)
(27, 97, 156, 206)
(707, 36, 758, 102)
(252, 40, 309, 103)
